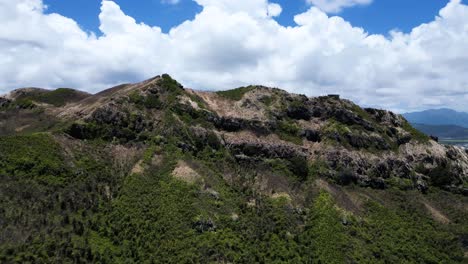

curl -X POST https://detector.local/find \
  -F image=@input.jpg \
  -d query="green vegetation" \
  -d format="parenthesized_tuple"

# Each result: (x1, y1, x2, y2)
(216, 86, 255, 101)
(0, 98, 37, 110)
(159, 73, 183, 94)
(260, 95, 275, 107)
(15, 98, 37, 109)
(0, 133, 466, 262)
(38, 88, 87, 107)
(349, 104, 374, 122)
(172, 104, 214, 128)
(300, 192, 348, 263)
(66, 121, 140, 143)
(267, 156, 310, 182)
(386, 176, 415, 191)
(129, 91, 163, 109)
(346, 198, 463, 263)
(276, 119, 303, 145)
(1, 75, 467, 263)
(128, 74, 183, 110)
(402, 120, 430, 143)
(184, 90, 209, 110)
(323, 119, 351, 135)
(322, 119, 399, 152)
(308, 159, 330, 179)
(0, 134, 67, 185)
(417, 162, 460, 187)
(15, 88, 87, 107)
(0, 133, 123, 263)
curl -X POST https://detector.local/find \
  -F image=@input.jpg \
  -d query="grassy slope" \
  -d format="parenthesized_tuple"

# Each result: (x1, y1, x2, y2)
(0, 133, 466, 263)
(14, 88, 90, 107)
(216, 86, 255, 101)
(0, 77, 466, 262)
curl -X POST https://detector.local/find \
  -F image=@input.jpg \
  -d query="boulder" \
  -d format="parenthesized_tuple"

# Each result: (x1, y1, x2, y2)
(332, 109, 374, 131)
(397, 133, 412, 145)
(301, 129, 321, 142)
(88, 105, 128, 127)
(365, 108, 404, 127)
(287, 103, 312, 120)
(0, 97, 11, 108)
(193, 218, 216, 233)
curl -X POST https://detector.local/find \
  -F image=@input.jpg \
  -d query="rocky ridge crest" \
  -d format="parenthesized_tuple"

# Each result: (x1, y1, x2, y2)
(1, 74, 467, 197)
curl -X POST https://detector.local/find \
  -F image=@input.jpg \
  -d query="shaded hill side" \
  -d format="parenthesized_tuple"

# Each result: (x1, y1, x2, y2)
(413, 123, 468, 139)
(1, 132, 467, 263)
(0, 74, 467, 263)
(403, 108, 468, 128)
(6, 87, 91, 107)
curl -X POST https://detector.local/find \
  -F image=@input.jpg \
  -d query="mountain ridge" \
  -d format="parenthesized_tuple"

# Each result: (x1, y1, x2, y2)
(412, 123, 468, 139)
(1, 74, 467, 193)
(403, 108, 468, 128)
(1, 74, 468, 263)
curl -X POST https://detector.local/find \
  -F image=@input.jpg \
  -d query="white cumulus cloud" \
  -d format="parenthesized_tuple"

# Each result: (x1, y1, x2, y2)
(267, 3, 282, 17)
(0, 0, 468, 112)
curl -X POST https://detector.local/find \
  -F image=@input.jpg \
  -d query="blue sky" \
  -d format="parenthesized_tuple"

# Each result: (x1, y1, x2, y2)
(44, 0, 457, 35)
(2, 0, 468, 112)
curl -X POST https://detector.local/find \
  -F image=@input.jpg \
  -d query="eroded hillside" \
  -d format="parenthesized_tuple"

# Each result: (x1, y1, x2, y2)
(1, 74, 467, 263)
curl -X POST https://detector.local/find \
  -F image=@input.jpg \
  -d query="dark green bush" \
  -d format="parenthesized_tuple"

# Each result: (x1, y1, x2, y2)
(160, 74, 183, 94)
(276, 119, 302, 145)
(143, 94, 162, 109)
(15, 99, 36, 109)
(288, 156, 309, 181)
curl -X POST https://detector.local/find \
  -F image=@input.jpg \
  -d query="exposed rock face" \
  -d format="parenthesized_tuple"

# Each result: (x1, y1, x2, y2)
(1, 74, 467, 195)
(0, 97, 11, 108)
(301, 129, 321, 142)
(90, 105, 129, 127)
(229, 141, 307, 160)
(287, 97, 312, 120)
(365, 108, 404, 127)
(208, 115, 273, 135)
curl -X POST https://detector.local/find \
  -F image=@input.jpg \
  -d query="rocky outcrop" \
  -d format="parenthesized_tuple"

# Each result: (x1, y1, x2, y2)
(208, 115, 273, 135)
(286, 96, 312, 120)
(337, 132, 390, 150)
(89, 105, 129, 128)
(228, 141, 307, 160)
(192, 218, 216, 233)
(332, 109, 375, 131)
(365, 108, 404, 127)
(301, 129, 321, 142)
(3, 75, 467, 195)
(0, 97, 11, 108)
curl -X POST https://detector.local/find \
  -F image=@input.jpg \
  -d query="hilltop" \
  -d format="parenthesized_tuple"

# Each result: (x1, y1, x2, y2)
(1, 74, 467, 263)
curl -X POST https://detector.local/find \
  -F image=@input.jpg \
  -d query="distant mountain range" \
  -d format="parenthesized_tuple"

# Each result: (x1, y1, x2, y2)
(403, 108, 468, 128)
(403, 109, 468, 139)
(412, 123, 468, 139)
